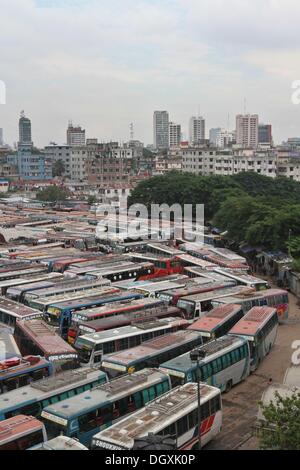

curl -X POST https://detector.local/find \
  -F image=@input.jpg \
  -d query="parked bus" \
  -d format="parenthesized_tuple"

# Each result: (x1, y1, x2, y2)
(214, 268, 269, 291)
(159, 335, 250, 392)
(0, 297, 43, 333)
(0, 272, 64, 297)
(158, 279, 236, 306)
(188, 304, 244, 342)
(24, 277, 111, 307)
(0, 266, 48, 282)
(92, 382, 222, 451)
(5, 275, 64, 303)
(101, 330, 203, 378)
(73, 305, 181, 339)
(228, 306, 278, 371)
(45, 290, 143, 338)
(0, 415, 47, 450)
(126, 252, 183, 278)
(32, 435, 88, 451)
(75, 317, 189, 367)
(27, 285, 119, 313)
(0, 356, 53, 394)
(211, 288, 289, 324)
(68, 262, 155, 282)
(14, 320, 78, 371)
(41, 368, 171, 446)
(176, 286, 246, 320)
(132, 280, 188, 298)
(0, 367, 107, 421)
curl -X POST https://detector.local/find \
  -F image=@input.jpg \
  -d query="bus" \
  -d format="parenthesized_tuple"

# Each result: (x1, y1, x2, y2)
(211, 288, 289, 324)
(176, 286, 246, 320)
(24, 277, 111, 308)
(73, 305, 181, 338)
(0, 356, 53, 394)
(40, 368, 171, 446)
(92, 382, 222, 451)
(0, 297, 43, 333)
(74, 317, 190, 367)
(45, 290, 144, 338)
(0, 415, 47, 450)
(0, 272, 64, 297)
(159, 335, 250, 393)
(188, 304, 244, 342)
(214, 268, 269, 291)
(132, 280, 188, 298)
(67, 298, 168, 342)
(158, 279, 236, 306)
(5, 275, 65, 303)
(14, 320, 78, 371)
(0, 266, 48, 282)
(101, 330, 203, 378)
(32, 436, 88, 451)
(0, 328, 21, 362)
(68, 262, 155, 282)
(0, 367, 107, 421)
(228, 306, 278, 371)
(126, 252, 183, 278)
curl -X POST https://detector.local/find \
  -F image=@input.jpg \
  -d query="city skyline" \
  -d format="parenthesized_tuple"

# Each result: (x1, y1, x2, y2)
(1, 0, 300, 147)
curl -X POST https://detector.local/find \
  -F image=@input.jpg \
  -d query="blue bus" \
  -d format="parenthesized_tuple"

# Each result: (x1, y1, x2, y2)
(41, 368, 171, 446)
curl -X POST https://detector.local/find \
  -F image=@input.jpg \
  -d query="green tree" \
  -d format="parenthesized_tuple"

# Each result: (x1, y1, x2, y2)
(88, 195, 97, 205)
(259, 390, 300, 450)
(52, 159, 65, 177)
(36, 185, 70, 202)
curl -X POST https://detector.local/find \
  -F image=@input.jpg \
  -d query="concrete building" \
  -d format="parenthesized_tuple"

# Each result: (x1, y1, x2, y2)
(258, 124, 272, 145)
(44, 144, 72, 177)
(236, 114, 259, 148)
(18, 111, 32, 147)
(189, 116, 205, 146)
(67, 123, 86, 146)
(153, 111, 169, 150)
(181, 146, 277, 178)
(169, 122, 181, 148)
(70, 146, 88, 182)
(209, 128, 235, 148)
(0, 128, 3, 146)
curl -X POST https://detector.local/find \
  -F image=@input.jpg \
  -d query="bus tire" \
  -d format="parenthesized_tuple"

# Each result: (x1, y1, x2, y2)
(225, 380, 232, 393)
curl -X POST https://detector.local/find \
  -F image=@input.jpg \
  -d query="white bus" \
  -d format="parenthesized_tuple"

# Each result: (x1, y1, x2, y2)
(214, 268, 269, 291)
(91, 382, 222, 450)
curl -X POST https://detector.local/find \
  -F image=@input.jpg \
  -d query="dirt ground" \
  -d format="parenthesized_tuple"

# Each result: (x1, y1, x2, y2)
(206, 279, 300, 450)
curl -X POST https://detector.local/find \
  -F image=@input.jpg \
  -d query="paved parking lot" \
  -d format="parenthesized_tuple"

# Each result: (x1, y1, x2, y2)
(206, 288, 300, 450)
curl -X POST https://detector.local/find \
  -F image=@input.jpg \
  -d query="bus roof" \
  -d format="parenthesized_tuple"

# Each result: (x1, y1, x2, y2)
(0, 415, 43, 444)
(135, 280, 187, 294)
(25, 277, 110, 300)
(177, 285, 246, 303)
(147, 243, 183, 256)
(35, 436, 88, 451)
(214, 268, 269, 285)
(49, 290, 140, 310)
(0, 297, 42, 319)
(102, 330, 201, 366)
(177, 254, 217, 268)
(160, 335, 246, 374)
(188, 304, 243, 333)
(0, 356, 50, 380)
(43, 287, 120, 308)
(229, 306, 277, 337)
(212, 288, 288, 305)
(15, 320, 77, 360)
(77, 317, 189, 345)
(92, 383, 219, 450)
(41, 368, 169, 420)
(0, 367, 107, 412)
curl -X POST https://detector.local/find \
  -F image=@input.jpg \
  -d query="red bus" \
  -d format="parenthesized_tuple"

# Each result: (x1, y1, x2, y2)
(0, 415, 47, 450)
(126, 252, 183, 278)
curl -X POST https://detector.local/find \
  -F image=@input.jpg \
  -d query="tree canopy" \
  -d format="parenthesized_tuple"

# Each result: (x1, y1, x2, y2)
(52, 159, 65, 177)
(129, 171, 300, 253)
(258, 390, 300, 450)
(36, 185, 70, 202)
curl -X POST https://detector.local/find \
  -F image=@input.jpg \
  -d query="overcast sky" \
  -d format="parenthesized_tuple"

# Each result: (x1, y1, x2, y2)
(1, 0, 300, 147)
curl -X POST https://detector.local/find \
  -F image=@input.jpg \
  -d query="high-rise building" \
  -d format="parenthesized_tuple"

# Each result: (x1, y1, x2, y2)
(67, 122, 86, 146)
(169, 122, 181, 148)
(18, 111, 32, 147)
(236, 114, 259, 148)
(0, 128, 3, 146)
(189, 116, 205, 145)
(153, 111, 169, 150)
(209, 128, 234, 148)
(258, 124, 272, 145)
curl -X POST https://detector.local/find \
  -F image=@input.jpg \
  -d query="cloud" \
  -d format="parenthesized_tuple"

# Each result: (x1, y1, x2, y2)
(0, 0, 300, 146)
